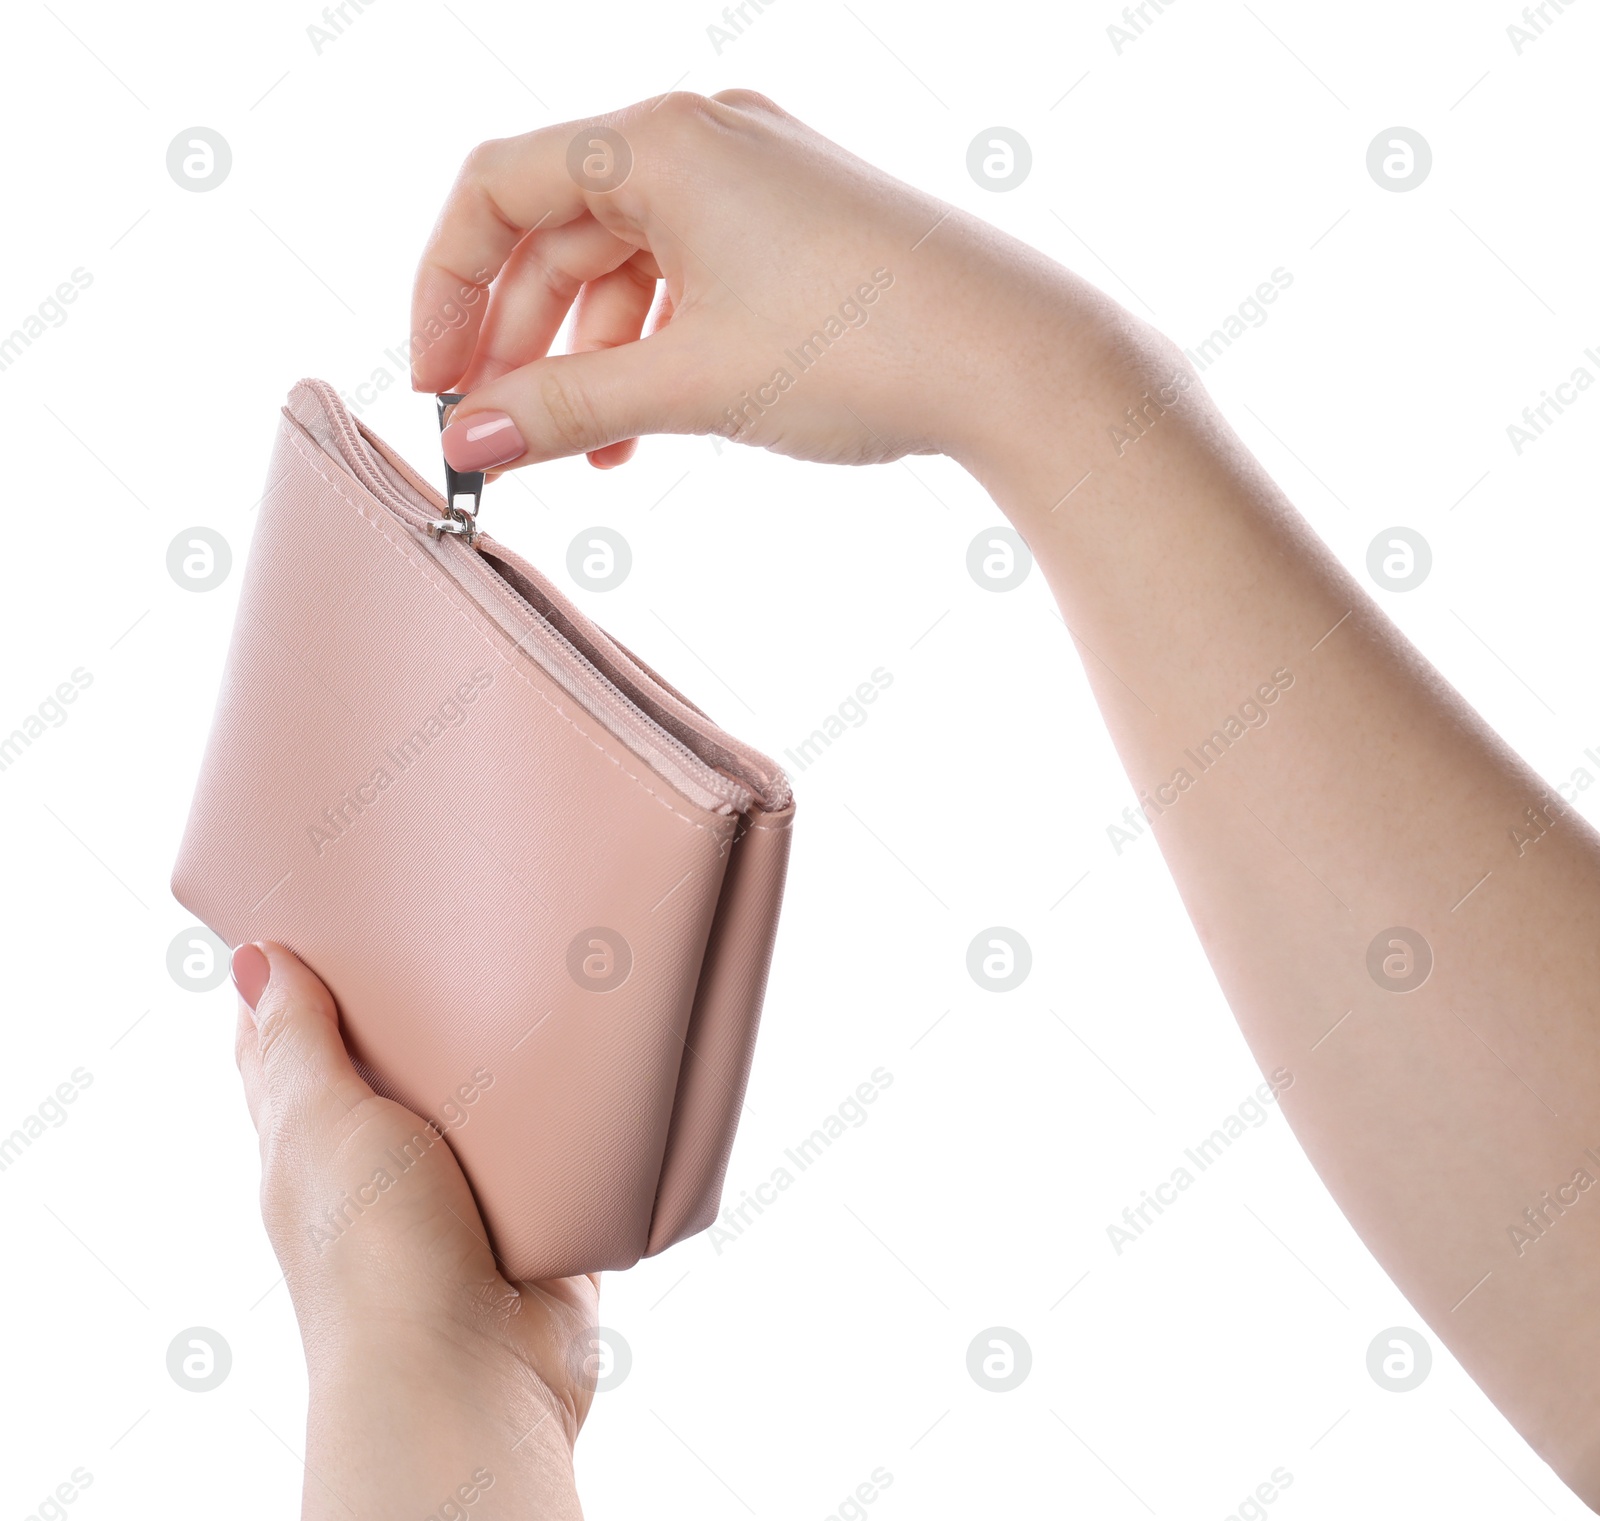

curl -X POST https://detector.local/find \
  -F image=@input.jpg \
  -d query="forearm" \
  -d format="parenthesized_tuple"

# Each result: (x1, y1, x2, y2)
(957, 312, 1600, 1498)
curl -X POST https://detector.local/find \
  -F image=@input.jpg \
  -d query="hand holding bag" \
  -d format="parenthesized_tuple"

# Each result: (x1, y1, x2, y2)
(172, 379, 794, 1280)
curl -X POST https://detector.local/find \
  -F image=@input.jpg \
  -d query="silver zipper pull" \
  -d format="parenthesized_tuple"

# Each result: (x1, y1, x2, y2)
(428, 393, 485, 544)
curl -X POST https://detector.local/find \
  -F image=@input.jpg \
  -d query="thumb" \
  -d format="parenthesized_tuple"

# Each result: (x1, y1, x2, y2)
(441, 325, 734, 467)
(232, 941, 374, 1131)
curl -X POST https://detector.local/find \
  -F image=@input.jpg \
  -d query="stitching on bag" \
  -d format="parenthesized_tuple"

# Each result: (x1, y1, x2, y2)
(720, 814, 793, 861)
(279, 424, 736, 844)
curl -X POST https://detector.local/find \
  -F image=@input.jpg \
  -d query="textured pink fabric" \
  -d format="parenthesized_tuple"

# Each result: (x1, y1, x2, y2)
(173, 381, 793, 1280)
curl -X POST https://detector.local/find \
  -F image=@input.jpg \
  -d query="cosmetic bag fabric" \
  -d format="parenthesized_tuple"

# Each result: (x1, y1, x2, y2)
(173, 380, 794, 1280)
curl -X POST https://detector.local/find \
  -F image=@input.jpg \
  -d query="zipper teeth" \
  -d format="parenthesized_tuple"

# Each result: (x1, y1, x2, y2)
(450, 538, 752, 812)
(312, 381, 409, 514)
(300, 381, 753, 813)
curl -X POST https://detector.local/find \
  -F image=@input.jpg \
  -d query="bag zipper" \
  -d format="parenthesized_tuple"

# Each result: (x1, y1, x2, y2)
(295, 380, 772, 818)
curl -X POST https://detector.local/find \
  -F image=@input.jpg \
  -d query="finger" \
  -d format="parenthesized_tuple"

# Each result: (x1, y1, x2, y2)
(586, 439, 637, 468)
(233, 993, 267, 1135)
(585, 438, 637, 469)
(571, 255, 658, 356)
(476, 265, 670, 477)
(441, 321, 736, 470)
(412, 106, 666, 394)
(455, 215, 642, 393)
(233, 941, 374, 1130)
(569, 258, 660, 468)
(646, 287, 674, 336)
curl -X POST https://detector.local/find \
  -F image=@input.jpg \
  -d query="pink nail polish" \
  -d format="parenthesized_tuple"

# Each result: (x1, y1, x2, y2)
(231, 943, 270, 1010)
(442, 411, 525, 471)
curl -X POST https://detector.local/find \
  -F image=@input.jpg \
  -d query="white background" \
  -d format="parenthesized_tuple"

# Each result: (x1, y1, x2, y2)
(2, 0, 1598, 1516)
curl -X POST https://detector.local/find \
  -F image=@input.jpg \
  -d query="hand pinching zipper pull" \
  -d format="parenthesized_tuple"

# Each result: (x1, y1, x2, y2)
(428, 393, 484, 544)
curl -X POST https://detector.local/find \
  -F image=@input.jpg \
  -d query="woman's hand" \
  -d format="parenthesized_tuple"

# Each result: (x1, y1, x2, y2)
(400, 89, 1600, 1512)
(232, 941, 596, 1520)
(410, 89, 1147, 479)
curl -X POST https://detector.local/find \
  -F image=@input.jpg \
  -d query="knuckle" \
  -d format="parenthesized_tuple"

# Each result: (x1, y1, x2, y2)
(711, 87, 780, 115)
(460, 137, 506, 182)
(532, 257, 580, 305)
(707, 407, 744, 442)
(651, 89, 714, 122)
(252, 988, 305, 1071)
(640, 90, 722, 149)
(538, 367, 602, 454)
(256, 1140, 316, 1255)
(615, 257, 658, 297)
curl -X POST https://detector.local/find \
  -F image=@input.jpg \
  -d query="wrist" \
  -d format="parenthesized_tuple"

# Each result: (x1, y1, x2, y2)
(937, 253, 1189, 533)
(301, 1324, 583, 1520)
(962, 335, 1185, 516)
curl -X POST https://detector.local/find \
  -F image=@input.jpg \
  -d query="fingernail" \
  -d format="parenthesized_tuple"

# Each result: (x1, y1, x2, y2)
(442, 411, 525, 471)
(231, 943, 271, 1011)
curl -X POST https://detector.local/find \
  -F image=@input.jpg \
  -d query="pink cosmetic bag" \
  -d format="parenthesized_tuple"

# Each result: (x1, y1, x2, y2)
(173, 379, 794, 1280)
